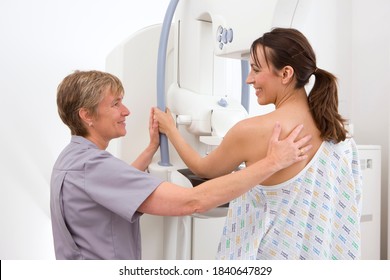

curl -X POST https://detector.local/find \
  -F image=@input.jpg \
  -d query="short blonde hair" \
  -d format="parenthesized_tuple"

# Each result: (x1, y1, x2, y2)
(57, 70, 124, 136)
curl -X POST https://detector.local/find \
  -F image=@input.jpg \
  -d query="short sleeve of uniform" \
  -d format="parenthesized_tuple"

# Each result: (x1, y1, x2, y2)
(84, 151, 163, 222)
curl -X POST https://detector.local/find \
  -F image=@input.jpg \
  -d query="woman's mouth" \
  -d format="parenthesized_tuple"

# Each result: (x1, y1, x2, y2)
(254, 88, 261, 97)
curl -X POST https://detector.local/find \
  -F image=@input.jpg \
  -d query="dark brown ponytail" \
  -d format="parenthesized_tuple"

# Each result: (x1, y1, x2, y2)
(250, 28, 348, 143)
(309, 68, 348, 142)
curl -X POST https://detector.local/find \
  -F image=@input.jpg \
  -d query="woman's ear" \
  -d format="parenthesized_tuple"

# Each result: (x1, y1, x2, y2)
(79, 108, 93, 127)
(281, 66, 294, 84)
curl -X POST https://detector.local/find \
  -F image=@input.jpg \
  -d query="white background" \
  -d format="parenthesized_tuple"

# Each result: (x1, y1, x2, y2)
(0, 0, 389, 259)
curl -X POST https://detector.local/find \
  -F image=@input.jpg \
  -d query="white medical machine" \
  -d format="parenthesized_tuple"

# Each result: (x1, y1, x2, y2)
(106, 0, 381, 259)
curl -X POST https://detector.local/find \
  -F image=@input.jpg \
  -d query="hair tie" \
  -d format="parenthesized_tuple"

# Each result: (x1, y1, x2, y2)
(313, 67, 318, 75)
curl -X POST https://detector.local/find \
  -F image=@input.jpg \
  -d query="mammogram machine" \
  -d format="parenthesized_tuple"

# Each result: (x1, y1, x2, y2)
(107, 0, 381, 259)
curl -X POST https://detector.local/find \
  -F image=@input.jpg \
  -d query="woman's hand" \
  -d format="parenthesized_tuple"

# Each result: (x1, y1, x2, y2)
(266, 122, 313, 170)
(148, 108, 160, 151)
(131, 108, 160, 171)
(153, 107, 176, 136)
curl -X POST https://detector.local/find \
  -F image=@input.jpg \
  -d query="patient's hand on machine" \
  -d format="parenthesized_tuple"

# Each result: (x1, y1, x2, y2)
(153, 107, 206, 175)
(153, 107, 176, 136)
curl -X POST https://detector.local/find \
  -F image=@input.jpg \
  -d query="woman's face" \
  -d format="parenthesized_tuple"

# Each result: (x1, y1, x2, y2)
(91, 88, 130, 144)
(246, 46, 283, 106)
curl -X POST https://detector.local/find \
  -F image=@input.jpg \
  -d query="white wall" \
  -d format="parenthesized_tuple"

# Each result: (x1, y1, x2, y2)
(0, 0, 389, 259)
(0, 0, 169, 259)
(350, 0, 390, 259)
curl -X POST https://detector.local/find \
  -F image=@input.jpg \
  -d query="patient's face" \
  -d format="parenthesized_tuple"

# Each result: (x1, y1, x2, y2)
(246, 46, 283, 106)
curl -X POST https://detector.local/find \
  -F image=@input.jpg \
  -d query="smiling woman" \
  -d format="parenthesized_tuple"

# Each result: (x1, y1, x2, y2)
(79, 90, 130, 149)
(57, 71, 127, 140)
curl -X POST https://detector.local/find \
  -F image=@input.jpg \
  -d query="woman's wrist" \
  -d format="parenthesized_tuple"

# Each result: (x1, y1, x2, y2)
(146, 142, 159, 155)
(164, 125, 178, 141)
(261, 155, 281, 174)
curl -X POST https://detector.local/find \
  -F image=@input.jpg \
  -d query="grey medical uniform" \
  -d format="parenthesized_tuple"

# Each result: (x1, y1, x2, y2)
(50, 136, 163, 259)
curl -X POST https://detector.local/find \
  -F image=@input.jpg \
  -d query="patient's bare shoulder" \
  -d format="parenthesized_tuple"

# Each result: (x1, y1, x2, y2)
(233, 114, 275, 133)
(225, 115, 277, 162)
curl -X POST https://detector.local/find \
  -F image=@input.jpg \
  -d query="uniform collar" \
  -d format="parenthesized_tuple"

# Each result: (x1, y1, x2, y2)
(71, 135, 99, 149)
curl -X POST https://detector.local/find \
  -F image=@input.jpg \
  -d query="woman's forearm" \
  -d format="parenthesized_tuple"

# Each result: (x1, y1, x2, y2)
(188, 155, 279, 213)
(131, 144, 158, 171)
(139, 154, 280, 216)
(165, 127, 204, 173)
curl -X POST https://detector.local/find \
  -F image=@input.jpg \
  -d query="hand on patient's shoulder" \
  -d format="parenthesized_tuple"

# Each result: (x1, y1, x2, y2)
(267, 122, 312, 170)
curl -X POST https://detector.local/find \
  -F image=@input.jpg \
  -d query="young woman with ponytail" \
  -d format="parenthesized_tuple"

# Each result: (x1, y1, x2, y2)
(154, 28, 362, 260)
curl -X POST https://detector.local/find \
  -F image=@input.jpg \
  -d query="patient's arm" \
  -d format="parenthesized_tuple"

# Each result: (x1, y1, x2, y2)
(153, 107, 311, 179)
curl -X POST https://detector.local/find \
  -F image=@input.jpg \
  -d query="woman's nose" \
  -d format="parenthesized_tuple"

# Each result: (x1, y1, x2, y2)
(246, 75, 254, 84)
(122, 105, 130, 116)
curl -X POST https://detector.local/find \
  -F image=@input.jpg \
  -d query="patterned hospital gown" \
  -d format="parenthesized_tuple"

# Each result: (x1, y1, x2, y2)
(216, 139, 362, 260)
